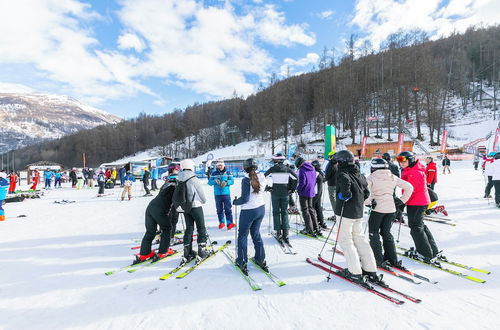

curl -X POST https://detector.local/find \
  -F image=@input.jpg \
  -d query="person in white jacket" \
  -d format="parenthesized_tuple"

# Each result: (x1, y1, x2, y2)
(483, 152, 495, 198)
(365, 158, 414, 269)
(491, 152, 500, 208)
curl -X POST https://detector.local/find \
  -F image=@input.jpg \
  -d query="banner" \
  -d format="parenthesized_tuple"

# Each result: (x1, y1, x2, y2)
(440, 130, 448, 154)
(360, 136, 368, 158)
(397, 133, 404, 154)
(324, 125, 336, 159)
(493, 128, 500, 152)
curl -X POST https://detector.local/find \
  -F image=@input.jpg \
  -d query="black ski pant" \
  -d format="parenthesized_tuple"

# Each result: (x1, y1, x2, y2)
(170, 211, 179, 238)
(368, 211, 398, 265)
(299, 196, 318, 232)
(288, 193, 296, 208)
(485, 176, 493, 196)
(313, 192, 325, 226)
(143, 180, 150, 194)
(98, 182, 105, 195)
(151, 179, 158, 190)
(428, 182, 435, 190)
(494, 180, 500, 205)
(271, 194, 289, 230)
(183, 207, 208, 256)
(140, 205, 171, 255)
(407, 205, 439, 259)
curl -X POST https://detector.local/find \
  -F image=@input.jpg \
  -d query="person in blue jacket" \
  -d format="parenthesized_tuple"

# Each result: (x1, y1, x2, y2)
(151, 166, 159, 191)
(119, 166, 127, 187)
(54, 170, 62, 188)
(208, 160, 235, 230)
(0, 172, 9, 221)
(44, 169, 55, 189)
(121, 171, 136, 200)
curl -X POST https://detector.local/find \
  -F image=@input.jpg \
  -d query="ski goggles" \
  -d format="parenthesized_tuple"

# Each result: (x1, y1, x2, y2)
(395, 155, 409, 162)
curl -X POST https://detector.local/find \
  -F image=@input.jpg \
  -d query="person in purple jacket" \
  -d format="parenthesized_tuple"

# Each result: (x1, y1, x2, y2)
(295, 157, 320, 236)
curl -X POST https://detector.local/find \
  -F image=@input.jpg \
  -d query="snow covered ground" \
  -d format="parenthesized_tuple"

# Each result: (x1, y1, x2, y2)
(0, 160, 499, 330)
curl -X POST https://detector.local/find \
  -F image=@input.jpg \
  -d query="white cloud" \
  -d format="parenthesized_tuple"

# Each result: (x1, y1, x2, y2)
(351, 0, 500, 49)
(280, 53, 319, 77)
(117, 33, 145, 52)
(317, 10, 335, 20)
(0, 82, 35, 93)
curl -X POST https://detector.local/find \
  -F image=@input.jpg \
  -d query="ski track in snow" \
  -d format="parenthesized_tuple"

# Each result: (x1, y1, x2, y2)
(0, 161, 499, 329)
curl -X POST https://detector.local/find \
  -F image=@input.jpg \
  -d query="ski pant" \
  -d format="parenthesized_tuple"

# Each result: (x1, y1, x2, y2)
(76, 179, 84, 189)
(140, 205, 171, 255)
(407, 205, 439, 259)
(428, 182, 435, 190)
(338, 216, 377, 275)
(121, 186, 132, 199)
(313, 192, 325, 226)
(443, 165, 451, 174)
(0, 203, 4, 221)
(474, 162, 479, 170)
(54, 178, 62, 187)
(299, 196, 318, 232)
(170, 211, 179, 238)
(288, 193, 296, 208)
(236, 205, 265, 267)
(71, 178, 77, 187)
(87, 178, 93, 188)
(485, 176, 493, 196)
(368, 211, 398, 265)
(45, 179, 51, 188)
(271, 194, 289, 230)
(98, 182, 105, 195)
(183, 207, 207, 257)
(215, 194, 233, 224)
(143, 181, 150, 195)
(151, 179, 158, 190)
(494, 180, 500, 205)
(327, 185, 336, 212)
(8, 182, 16, 193)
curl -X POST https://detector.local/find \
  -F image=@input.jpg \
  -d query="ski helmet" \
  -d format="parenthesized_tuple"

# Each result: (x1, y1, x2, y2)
(488, 152, 497, 157)
(243, 158, 257, 172)
(272, 153, 285, 163)
(495, 152, 500, 160)
(295, 157, 305, 168)
(311, 160, 321, 171)
(327, 150, 336, 160)
(382, 153, 392, 162)
(370, 158, 389, 172)
(396, 151, 416, 165)
(333, 150, 354, 164)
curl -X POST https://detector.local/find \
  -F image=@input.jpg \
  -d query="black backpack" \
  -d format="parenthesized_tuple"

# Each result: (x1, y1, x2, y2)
(172, 176, 195, 213)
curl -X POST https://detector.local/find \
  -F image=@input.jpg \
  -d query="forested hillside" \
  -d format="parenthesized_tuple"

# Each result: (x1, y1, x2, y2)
(7, 25, 500, 168)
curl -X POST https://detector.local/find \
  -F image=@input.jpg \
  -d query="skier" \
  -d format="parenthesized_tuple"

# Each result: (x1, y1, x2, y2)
(121, 171, 136, 200)
(164, 163, 181, 242)
(492, 152, 500, 208)
(96, 169, 106, 197)
(365, 158, 413, 268)
(151, 166, 159, 191)
(396, 151, 440, 262)
(295, 157, 320, 236)
(54, 170, 62, 188)
(30, 169, 40, 191)
(87, 168, 95, 188)
(233, 158, 268, 275)
(119, 166, 126, 187)
(442, 155, 451, 174)
(82, 168, 89, 187)
(483, 152, 495, 198)
(264, 153, 297, 243)
(142, 168, 152, 196)
(208, 160, 235, 230)
(425, 156, 438, 190)
(382, 153, 400, 177)
(334, 150, 382, 284)
(311, 160, 328, 229)
(76, 169, 84, 189)
(0, 172, 9, 221)
(8, 170, 18, 194)
(324, 151, 338, 221)
(473, 155, 480, 170)
(69, 168, 77, 188)
(176, 159, 210, 262)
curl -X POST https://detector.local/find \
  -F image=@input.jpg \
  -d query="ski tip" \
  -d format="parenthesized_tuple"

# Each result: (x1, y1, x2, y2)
(226, 240, 232, 244)
(212, 241, 218, 245)
(104, 272, 113, 276)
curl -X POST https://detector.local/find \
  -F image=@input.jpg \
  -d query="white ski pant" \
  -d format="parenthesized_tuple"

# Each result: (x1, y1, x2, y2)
(338, 216, 377, 275)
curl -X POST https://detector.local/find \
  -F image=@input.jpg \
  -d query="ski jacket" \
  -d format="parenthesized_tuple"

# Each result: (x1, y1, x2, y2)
(97, 173, 106, 183)
(297, 162, 317, 198)
(150, 180, 176, 212)
(142, 170, 150, 184)
(442, 158, 451, 166)
(388, 161, 400, 177)
(69, 171, 76, 181)
(315, 169, 325, 197)
(401, 160, 431, 206)
(264, 163, 297, 196)
(44, 171, 54, 180)
(208, 168, 234, 196)
(119, 167, 126, 179)
(0, 178, 8, 200)
(365, 169, 413, 213)
(9, 174, 18, 184)
(177, 170, 206, 208)
(87, 170, 95, 178)
(492, 159, 500, 181)
(122, 173, 136, 186)
(151, 168, 159, 180)
(55, 172, 62, 179)
(233, 173, 266, 210)
(484, 158, 494, 176)
(425, 161, 437, 184)
(324, 160, 338, 186)
(105, 170, 111, 179)
(335, 163, 370, 219)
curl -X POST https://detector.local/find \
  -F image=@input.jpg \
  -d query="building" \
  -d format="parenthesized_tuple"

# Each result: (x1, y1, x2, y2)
(346, 141, 414, 159)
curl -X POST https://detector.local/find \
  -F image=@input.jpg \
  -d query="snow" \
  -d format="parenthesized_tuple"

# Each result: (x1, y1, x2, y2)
(0, 160, 499, 329)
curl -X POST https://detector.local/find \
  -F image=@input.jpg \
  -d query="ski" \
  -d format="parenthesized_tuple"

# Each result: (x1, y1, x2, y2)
(176, 241, 229, 279)
(306, 258, 404, 305)
(159, 258, 197, 280)
(105, 258, 153, 275)
(292, 228, 336, 246)
(423, 217, 457, 226)
(436, 257, 491, 275)
(221, 248, 262, 291)
(127, 250, 180, 273)
(249, 258, 286, 287)
(317, 256, 421, 303)
(271, 232, 296, 255)
(391, 265, 438, 284)
(396, 247, 486, 284)
(283, 241, 297, 255)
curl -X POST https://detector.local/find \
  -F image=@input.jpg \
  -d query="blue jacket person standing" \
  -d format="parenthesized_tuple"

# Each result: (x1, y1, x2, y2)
(208, 160, 235, 229)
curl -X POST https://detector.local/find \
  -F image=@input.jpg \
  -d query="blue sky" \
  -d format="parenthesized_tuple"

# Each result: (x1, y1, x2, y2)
(0, 0, 499, 118)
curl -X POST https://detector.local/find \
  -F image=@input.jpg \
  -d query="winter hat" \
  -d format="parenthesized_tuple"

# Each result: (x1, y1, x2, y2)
(295, 157, 305, 168)
(180, 159, 196, 171)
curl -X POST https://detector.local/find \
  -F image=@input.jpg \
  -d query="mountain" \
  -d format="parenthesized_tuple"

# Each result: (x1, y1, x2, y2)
(0, 92, 121, 153)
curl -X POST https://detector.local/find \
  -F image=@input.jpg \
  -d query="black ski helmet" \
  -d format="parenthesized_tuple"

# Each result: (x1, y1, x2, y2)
(295, 157, 305, 168)
(334, 150, 354, 164)
(311, 160, 321, 171)
(243, 158, 257, 172)
(396, 151, 416, 166)
(370, 158, 389, 172)
(382, 153, 392, 162)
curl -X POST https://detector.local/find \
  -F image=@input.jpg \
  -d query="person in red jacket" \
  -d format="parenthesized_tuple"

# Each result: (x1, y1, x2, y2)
(30, 169, 40, 191)
(396, 151, 440, 263)
(425, 157, 437, 190)
(8, 170, 18, 193)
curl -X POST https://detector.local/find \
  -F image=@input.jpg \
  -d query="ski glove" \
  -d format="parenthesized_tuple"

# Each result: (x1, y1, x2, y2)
(264, 185, 273, 192)
(394, 197, 406, 212)
(232, 196, 238, 205)
(337, 192, 351, 201)
(366, 200, 377, 209)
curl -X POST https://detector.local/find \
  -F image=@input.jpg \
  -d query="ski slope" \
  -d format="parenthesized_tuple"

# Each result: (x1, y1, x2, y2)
(0, 161, 498, 329)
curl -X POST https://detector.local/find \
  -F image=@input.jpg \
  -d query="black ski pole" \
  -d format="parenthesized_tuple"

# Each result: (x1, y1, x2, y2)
(318, 213, 336, 257)
(233, 200, 238, 256)
(327, 201, 345, 282)
(396, 215, 403, 243)
(268, 192, 272, 235)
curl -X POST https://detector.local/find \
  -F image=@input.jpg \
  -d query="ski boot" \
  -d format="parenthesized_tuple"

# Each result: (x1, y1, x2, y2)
(319, 222, 328, 229)
(227, 223, 236, 230)
(251, 258, 269, 273)
(152, 248, 175, 262)
(327, 215, 336, 222)
(336, 269, 367, 286)
(378, 260, 392, 271)
(276, 229, 282, 240)
(236, 262, 249, 276)
(363, 271, 386, 286)
(390, 260, 408, 272)
(218, 222, 226, 229)
(484, 194, 492, 198)
(197, 243, 210, 261)
(182, 246, 197, 264)
(434, 250, 448, 262)
(133, 250, 156, 264)
(314, 228, 323, 237)
(281, 229, 290, 245)
(299, 228, 316, 237)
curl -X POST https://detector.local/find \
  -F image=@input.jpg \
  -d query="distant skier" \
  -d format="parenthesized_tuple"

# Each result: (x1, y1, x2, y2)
(324, 151, 338, 221)
(30, 169, 40, 191)
(69, 168, 77, 188)
(492, 152, 500, 208)
(8, 170, 18, 194)
(233, 158, 268, 275)
(0, 172, 9, 221)
(208, 160, 235, 230)
(76, 169, 84, 189)
(44, 169, 54, 189)
(473, 155, 480, 170)
(425, 157, 437, 190)
(119, 166, 126, 187)
(96, 169, 106, 197)
(483, 152, 495, 198)
(151, 166, 159, 191)
(442, 155, 451, 174)
(295, 157, 320, 236)
(311, 160, 328, 229)
(142, 168, 152, 196)
(87, 168, 95, 188)
(396, 151, 440, 263)
(121, 171, 136, 201)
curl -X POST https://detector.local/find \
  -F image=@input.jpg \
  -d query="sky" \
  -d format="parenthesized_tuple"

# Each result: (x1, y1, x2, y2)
(0, 0, 499, 119)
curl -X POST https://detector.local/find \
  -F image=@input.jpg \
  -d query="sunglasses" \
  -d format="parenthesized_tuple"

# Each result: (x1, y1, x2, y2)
(396, 156, 408, 162)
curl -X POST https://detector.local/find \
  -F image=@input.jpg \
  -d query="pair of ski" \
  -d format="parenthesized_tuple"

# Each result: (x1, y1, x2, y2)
(222, 248, 286, 291)
(396, 246, 489, 283)
(159, 241, 230, 280)
(307, 256, 422, 305)
(271, 232, 296, 255)
(104, 250, 180, 275)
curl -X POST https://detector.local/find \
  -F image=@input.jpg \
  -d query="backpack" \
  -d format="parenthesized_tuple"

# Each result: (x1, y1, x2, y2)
(172, 176, 195, 213)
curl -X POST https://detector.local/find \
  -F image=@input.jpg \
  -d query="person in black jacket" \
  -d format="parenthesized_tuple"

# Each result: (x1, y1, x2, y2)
(312, 160, 327, 229)
(442, 155, 451, 174)
(382, 153, 400, 177)
(324, 151, 338, 221)
(142, 168, 152, 196)
(334, 150, 382, 285)
(134, 166, 179, 264)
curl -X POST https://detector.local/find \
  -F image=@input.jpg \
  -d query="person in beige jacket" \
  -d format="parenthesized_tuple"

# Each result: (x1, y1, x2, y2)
(365, 158, 413, 269)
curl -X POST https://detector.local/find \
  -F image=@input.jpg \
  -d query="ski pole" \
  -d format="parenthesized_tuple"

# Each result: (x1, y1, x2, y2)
(327, 201, 345, 282)
(268, 193, 272, 235)
(233, 199, 238, 255)
(318, 212, 336, 257)
(396, 215, 403, 243)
